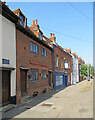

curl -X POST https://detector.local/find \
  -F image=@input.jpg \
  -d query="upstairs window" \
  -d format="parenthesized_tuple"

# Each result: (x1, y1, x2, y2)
(31, 42, 38, 54)
(56, 55, 59, 67)
(68, 61, 70, 69)
(39, 31, 42, 40)
(41, 48, 47, 58)
(61, 58, 63, 68)
(19, 14, 26, 28)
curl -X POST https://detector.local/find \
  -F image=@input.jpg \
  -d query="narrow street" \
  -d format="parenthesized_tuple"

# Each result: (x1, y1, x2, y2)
(11, 79, 93, 118)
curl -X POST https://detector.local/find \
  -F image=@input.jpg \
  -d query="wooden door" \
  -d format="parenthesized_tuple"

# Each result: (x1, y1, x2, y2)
(48, 72, 51, 86)
(2, 70, 10, 105)
(20, 70, 27, 95)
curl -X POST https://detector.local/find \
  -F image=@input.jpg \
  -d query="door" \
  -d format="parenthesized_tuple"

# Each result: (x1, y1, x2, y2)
(65, 75, 67, 87)
(2, 70, 10, 105)
(63, 74, 65, 86)
(48, 72, 51, 86)
(20, 70, 27, 95)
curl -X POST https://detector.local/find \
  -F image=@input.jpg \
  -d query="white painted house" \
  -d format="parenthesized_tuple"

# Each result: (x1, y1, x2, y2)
(71, 53, 79, 85)
(0, 2, 18, 105)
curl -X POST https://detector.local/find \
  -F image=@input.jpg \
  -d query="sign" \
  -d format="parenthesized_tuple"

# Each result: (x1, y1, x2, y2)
(56, 75, 63, 86)
(64, 63, 68, 69)
(2, 59, 10, 64)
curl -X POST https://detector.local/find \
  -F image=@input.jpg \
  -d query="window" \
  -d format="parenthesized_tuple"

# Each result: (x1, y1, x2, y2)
(31, 42, 38, 54)
(56, 55, 59, 67)
(41, 48, 47, 58)
(39, 31, 42, 40)
(31, 69, 38, 81)
(41, 48, 44, 56)
(44, 50, 46, 57)
(61, 58, 63, 68)
(68, 61, 70, 69)
(19, 14, 26, 28)
(42, 70, 47, 80)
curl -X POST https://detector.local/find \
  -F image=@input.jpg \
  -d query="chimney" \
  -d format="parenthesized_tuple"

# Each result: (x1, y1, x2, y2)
(49, 33, 56, 43)
(53, 33, 55, 37)
(33, 20, 35, 25)
(50, 33, 52, 38)
(2, 1, 6, 4)
(35, 19, 37, 25)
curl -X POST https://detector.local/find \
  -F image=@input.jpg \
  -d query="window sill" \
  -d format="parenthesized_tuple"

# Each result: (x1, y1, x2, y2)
(42, 79, 47, 80)
(31, 51, 38, 55)
(41, 55, 46, 58)
(31, 80, 38, 82)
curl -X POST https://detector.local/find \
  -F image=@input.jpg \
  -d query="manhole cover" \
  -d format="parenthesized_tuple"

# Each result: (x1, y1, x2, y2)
(54, 96, 61, 98)
(41, 103, 53, 107)
(79, 109, 88, 113)
(24, 106, 31, 109)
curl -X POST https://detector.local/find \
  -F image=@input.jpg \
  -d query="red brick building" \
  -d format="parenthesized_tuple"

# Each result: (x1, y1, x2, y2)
(13, 9, 53, 103)
(49, 34, 72, 89)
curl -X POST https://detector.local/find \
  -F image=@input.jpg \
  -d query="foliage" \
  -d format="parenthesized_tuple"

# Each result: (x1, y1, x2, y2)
(81, 64, 94, 77)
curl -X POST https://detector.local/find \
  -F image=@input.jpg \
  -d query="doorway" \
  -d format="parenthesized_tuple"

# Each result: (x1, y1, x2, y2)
(2, 70, 10, 105)
(20, 70, 27, 95)
(48, 72, 52, 86)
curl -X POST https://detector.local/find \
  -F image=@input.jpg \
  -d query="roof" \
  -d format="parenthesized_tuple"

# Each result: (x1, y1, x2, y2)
(72, 53, 76, 56)
(0, 1, 19, 24)
(16, 24, 53, 51)
(13, 8, 26, 17)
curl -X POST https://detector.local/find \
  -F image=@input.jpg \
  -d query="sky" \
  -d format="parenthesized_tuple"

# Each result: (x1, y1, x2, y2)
(6, 2, 93, 65)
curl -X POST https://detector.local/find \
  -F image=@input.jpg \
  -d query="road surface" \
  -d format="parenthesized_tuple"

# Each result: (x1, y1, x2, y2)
(13, 79, 93, 118)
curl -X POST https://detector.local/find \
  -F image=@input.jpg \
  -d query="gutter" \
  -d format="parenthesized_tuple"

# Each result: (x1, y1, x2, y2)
(53, 46, 55, 89)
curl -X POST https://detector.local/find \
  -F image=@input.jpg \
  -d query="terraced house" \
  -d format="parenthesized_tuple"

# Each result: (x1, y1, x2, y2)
(0, 2, 19, 105)
(0, 2, 84, 106)
(48, 34, 72, 89)
(13, 9, 53, 103)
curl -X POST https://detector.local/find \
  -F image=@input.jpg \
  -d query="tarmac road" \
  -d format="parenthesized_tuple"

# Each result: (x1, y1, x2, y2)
(13, 79, 93, 118)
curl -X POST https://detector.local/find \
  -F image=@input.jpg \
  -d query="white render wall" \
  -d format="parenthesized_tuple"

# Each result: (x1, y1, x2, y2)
(0, 14, 16, 97)
(71, 56, 79, 84)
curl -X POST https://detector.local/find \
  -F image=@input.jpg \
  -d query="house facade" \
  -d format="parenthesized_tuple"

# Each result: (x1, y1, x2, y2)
(0, 2, 19, 105)
(48, 34, 72, 89)
(13, 9, 53, 103)
(71, 53, 79, 84)
(78, 57, 83, 82)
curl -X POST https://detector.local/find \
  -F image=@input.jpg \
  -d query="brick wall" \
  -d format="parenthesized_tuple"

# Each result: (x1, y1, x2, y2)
(54, 45, 72, 86)
(16, 29, 53, 103)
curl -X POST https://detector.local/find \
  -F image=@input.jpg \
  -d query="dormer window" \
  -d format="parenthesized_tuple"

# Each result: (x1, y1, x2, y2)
(19, 14, 26, 28)
(39, 31, 42, 40)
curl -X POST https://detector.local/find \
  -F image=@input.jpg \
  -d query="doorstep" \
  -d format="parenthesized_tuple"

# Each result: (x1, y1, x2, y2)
(21, 96, 33, 105)
(0, 104, 17, 113)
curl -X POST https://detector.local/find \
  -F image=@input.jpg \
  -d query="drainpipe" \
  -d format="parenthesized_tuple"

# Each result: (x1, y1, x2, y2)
(53, 46, 55, 89)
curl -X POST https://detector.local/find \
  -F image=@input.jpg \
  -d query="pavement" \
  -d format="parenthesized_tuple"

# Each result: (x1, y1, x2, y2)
(8, 79, 93, 119)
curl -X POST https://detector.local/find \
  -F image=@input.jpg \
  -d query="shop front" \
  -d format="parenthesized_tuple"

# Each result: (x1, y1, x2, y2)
(54, 71, 65, 89)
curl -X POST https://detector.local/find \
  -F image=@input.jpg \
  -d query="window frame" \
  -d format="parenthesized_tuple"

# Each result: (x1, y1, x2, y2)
(41, 47, 47, 58)
(61, 58, 63, 68)
(56, 55, 59, 67)
(31, 68, 38, 82)
(42, 70, 47, 80)
(30, 42, 38, 54)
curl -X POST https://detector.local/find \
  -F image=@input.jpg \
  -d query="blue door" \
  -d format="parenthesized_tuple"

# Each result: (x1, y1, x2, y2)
(65, 75, 67, 87)
(63, 74, 65, 86)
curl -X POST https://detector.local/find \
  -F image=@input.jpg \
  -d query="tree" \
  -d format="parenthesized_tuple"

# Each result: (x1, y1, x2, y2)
(81, 64, 88, 77)
(81, 64, 94, 77)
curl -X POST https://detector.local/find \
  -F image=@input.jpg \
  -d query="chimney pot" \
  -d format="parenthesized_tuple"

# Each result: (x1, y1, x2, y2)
(53, 33, 55, 37)
(2, 1, 6, 4)
(33, 20, 35, 25)
(35, 19, 37, 25)
(50, 33, 52, 37)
